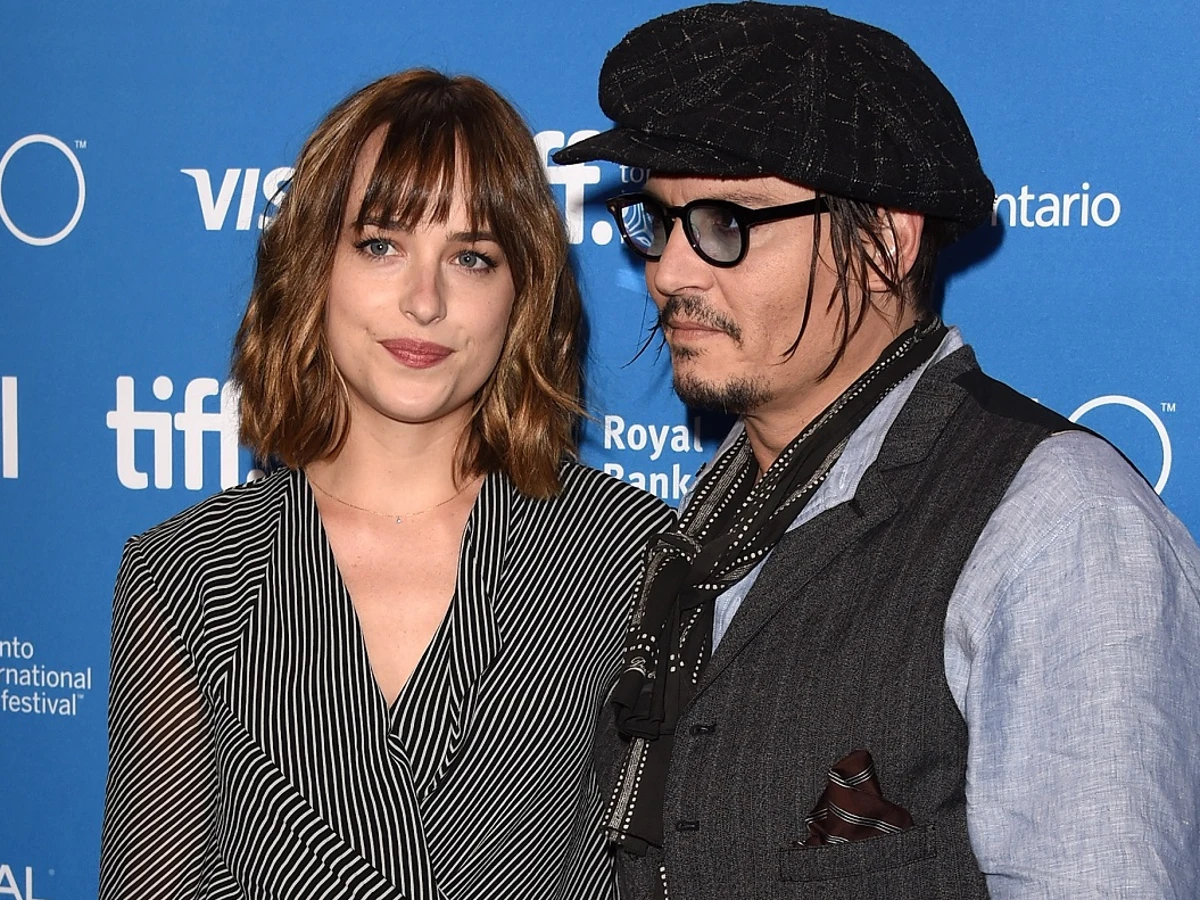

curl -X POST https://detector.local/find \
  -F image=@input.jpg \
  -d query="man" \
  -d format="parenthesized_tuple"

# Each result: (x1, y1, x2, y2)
(554, 4, 1200, 898)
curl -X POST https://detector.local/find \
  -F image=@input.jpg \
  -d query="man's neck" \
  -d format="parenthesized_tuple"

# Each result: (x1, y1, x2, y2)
(741, 382, 855, 473)
(741, 310, 920, 472)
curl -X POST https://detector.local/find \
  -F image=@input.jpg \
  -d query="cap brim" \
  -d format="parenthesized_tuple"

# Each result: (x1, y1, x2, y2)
(551, 127, 765, 178)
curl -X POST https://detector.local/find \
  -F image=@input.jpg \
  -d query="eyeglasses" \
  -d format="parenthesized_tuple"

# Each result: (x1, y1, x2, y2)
(604, 192, 829, 267)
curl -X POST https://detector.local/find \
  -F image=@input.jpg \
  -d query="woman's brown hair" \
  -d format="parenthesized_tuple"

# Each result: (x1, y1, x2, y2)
(232, 69, 582, 498)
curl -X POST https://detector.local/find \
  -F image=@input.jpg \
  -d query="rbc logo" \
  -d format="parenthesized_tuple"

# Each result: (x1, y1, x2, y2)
(105, 376, 259, 490)
(0, 864, 48, 900)
(0, 134, 85, 246)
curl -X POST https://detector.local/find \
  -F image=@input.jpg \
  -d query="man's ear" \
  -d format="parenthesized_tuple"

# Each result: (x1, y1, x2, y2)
(864, 209, 924, 294)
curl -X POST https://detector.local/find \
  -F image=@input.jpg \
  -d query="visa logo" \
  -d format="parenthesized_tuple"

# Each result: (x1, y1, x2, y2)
(180, 166, 293, 230)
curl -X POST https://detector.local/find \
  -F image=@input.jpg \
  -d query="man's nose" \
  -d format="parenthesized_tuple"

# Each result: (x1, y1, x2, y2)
(648, 220, 715, 299)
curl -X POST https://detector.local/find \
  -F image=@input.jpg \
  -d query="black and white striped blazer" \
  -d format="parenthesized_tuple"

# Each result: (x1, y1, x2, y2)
(99, 464, 672, 900)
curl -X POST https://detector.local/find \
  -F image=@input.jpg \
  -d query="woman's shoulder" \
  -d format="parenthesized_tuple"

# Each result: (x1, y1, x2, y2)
(550, 461, 676, 525)
(125, 467, 298, 570)
(114, 469, 301, 654)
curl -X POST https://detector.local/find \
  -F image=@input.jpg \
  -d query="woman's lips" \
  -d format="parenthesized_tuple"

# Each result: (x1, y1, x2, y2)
(380, 338, 452, 369)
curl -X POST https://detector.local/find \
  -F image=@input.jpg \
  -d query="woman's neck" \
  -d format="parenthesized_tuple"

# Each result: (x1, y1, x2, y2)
(305, 409, 473, 515)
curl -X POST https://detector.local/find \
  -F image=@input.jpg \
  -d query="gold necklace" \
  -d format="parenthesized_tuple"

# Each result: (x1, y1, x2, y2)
(308, 475, 476, 524)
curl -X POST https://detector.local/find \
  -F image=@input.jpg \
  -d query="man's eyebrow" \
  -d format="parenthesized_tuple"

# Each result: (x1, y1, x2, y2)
(645, 189, 795, 208)
(734, 193, 787, 206)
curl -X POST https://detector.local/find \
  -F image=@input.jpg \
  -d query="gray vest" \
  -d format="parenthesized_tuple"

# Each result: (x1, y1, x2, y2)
(615, 347, 1078, 900)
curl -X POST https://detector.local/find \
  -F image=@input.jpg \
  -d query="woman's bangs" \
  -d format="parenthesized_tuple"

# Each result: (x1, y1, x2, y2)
(354, 117, 489, 234)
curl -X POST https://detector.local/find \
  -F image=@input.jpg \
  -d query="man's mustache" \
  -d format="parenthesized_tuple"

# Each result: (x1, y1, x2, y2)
(657, 295, 742, 342)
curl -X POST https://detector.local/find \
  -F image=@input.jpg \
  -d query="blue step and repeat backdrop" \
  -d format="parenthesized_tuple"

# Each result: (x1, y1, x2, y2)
(3, 1, 1198, 896)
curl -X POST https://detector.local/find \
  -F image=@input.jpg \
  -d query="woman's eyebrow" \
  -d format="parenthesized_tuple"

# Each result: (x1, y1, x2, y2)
(357, 214, 401, 229)
(447, 229, 498, 243)
(349, 218, 499, 243)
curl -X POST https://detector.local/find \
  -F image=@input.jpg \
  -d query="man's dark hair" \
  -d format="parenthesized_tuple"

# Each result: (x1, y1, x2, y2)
(796, 197, 950, 379)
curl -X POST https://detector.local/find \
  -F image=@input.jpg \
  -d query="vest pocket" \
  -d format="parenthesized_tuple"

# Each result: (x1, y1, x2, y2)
(778, 823, 936, 882)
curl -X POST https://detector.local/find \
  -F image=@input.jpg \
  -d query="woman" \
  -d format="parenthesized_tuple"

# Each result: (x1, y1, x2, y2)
(99, 69, 672, 900)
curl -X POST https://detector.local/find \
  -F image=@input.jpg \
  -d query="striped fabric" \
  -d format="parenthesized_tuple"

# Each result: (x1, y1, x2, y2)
(99, 465, 673, 900)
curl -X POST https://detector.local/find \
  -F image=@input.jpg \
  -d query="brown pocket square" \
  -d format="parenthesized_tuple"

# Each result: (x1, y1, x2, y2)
(802, 749, 914, 846)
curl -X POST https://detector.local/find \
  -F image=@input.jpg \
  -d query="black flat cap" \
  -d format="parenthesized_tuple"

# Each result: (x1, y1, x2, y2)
(554, 2, 994, 239)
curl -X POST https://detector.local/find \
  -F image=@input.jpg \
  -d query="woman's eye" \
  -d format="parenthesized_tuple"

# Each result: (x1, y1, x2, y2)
(456, 250, 494, 270)
(353, 236, 396, 258)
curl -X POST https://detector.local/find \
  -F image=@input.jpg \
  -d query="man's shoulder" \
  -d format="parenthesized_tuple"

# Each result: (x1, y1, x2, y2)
(927, 352, 1154, 503)
(1004, 429, 1162, 520)
(949, 363, 1076, 435)
(922, 345, 1077, 438)
(960, 428, 1199, 606)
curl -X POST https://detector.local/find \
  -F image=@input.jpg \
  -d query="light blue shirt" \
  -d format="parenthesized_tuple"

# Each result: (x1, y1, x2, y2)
(705, 328, 1200, 899)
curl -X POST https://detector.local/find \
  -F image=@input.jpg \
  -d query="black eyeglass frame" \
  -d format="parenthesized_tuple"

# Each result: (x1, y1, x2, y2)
(604, 192, 830, 267)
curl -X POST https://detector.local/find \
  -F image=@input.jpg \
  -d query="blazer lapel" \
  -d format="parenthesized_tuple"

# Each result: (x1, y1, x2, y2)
(694, 472, 898, 698)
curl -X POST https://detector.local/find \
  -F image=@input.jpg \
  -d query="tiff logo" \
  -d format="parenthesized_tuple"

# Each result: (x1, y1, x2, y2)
(535, 130, 605, 245)
(106, 376, 246, 490)
(181, 167, 293, 230)
(1, 377, 15, 478)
